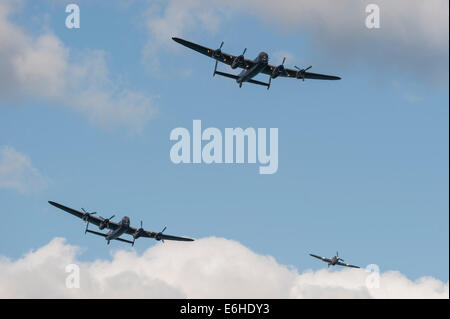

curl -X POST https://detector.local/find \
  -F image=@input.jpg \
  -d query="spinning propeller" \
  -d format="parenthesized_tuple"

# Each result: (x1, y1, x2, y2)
(156, 226, 167, 242)
(99, 214, 115, 229)
(294, 65, 312, 81)
(336, 251, 344, 262)
(132, 220, 145, 247)
(213, 41, 225, 76)
(81, 208, 97, 233)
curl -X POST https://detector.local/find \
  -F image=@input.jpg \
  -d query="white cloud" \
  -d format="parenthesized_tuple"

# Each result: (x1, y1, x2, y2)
(0, 146, 49, 193)
(0, 237, 447, 298)
(144, 0, 449, 83)
(0, 1, 156, 131)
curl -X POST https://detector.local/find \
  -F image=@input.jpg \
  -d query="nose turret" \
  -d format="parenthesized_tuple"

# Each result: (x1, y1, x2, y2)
(122, 216, 130, 225)
(259, 52, 268, 63)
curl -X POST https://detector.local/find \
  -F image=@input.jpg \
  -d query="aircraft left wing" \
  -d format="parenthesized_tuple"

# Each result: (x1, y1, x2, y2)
(336, 261, 360, 269)
(124, 227, 194, 242)
(309, 253, 332, 263)
(262, 65, 341, 80)
(172, 37, 255, 69)
(48, 201, 120, 230)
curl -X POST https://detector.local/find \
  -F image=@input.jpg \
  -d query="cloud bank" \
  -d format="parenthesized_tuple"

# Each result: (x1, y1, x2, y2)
(0, 146, 48, 193)
(0, 237, 447, 298)
(144, 0, 449, 83)
(0, 1, 155, 131)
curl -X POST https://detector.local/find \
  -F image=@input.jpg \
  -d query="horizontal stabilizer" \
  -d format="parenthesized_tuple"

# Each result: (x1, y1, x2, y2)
(214, 71, 270, 88)
(86, 229, 134, 244)
(86, 229, 107, 237)
(114, 237, 134, 244)
(247, 78, 270, 87)
(214, 70, 239, 80)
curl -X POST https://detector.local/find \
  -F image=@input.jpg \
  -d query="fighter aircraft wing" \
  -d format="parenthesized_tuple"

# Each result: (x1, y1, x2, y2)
(262, 65, 341, 80)
(48, 201, 120, 230)
(309, 253, 332, 263)
(172, 37, 255, 69)
(336, 261, 360, 269)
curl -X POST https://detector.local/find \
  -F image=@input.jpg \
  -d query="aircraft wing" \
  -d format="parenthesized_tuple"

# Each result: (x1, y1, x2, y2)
(124, 227, 194, 242)
(336, 261, 360, 269)
(48, 201, 120, 230)
(172, 37, 255, 69)
(262, 65, 341, 80)
(309, 253, 332, 263)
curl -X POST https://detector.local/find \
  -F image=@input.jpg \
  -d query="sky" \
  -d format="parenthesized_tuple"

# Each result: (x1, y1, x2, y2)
(0, 0, 448, 298)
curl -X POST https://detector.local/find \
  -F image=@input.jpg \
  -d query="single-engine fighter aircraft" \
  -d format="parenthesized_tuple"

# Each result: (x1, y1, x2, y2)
(172, 37, 341, 89)
(309, 251, 360, 269)
(48, 201, 194, 246)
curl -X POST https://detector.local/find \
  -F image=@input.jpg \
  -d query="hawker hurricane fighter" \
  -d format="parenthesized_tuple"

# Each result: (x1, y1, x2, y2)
(172, 37, 341, 89)
(48, 201, 194, 246)
(309, 252, 360, 268)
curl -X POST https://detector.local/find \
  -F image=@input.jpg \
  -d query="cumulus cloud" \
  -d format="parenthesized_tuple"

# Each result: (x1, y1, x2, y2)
(0, 1, 156, 131)
(0, 146, 49, 194)
(0, 237, 447, 298)
(144, 0, 449, 83)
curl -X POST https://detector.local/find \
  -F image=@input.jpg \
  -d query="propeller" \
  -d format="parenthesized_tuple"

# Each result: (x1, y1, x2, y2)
(156, 226, 167, 243)
(278, 57, 287, 73)
(271, 57, 288, 80)
(214, 41, 224, 58)
(336, 251, 344, 262)
(294, 65, 312, 81)
(81, 208, 96, 218)
(132, 220, 144, 247)
(81, 208, 97, 233)
(99, 214, 115, 229)
(242, 47, 247, 56)
(213, 41, 224, 76)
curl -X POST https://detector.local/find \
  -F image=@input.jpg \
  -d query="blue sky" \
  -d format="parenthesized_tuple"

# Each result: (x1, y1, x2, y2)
(0, 0, 448, 285)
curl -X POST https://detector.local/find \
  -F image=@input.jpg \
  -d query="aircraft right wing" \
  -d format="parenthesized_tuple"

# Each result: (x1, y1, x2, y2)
(309, 253, 332, 263)
(172, 37, 256, 70)
(336, 261, 360, 269)
(124, 227, 194, 242)
(48, 201, 120, 230)
(262, 66, 341, 80)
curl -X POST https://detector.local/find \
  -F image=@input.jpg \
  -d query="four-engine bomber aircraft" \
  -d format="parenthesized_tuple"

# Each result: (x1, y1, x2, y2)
(48, 201, 194, 246)
(309, 252, 360, 269)
(172, 37, 341, 89)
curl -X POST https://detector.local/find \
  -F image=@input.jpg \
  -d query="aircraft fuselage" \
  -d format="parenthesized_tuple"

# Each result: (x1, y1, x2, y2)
(237, 52, 268, 84)
(330, 256, 338, 265)
(105, 216, 130, 243)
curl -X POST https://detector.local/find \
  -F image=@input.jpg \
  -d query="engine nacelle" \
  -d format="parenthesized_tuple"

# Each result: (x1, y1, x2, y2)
(295, 70, 304, 79)
(272, 65, 284, 79)
(231, 56, 244, 69)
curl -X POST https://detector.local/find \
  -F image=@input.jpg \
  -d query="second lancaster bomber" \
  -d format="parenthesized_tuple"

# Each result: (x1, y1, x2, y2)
(48, 201, 194, 246)
(172, 37, 341, 89)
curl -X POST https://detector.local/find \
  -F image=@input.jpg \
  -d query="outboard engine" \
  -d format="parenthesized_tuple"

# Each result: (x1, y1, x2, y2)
(294, 65, 312, 81)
